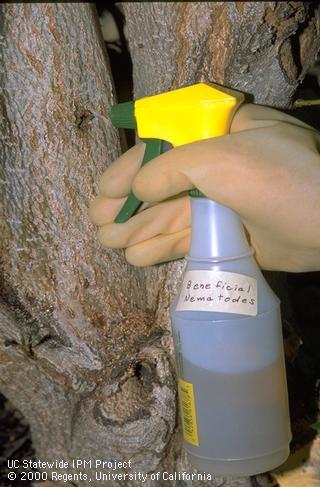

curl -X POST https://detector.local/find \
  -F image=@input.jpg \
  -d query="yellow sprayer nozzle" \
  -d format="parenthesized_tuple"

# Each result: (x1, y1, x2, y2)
(135, 83, 244, 147)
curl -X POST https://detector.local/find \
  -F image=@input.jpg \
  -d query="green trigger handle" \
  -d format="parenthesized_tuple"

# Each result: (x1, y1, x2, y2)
(111, 100, 163, 223)
(114, 138, 163, 223)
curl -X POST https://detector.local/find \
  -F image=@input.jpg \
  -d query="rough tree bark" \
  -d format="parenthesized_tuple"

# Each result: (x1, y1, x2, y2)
(0, 3, 176, 482)
(0, 2, 319, 486)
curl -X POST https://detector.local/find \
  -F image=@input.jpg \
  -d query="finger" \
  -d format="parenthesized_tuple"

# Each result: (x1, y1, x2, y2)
(97, 195, 190, 248)
(98, 142, 146, 198)
(132, 133, 243, 203)
(125, 228, 190, 267)
(88, 195, 127, 226)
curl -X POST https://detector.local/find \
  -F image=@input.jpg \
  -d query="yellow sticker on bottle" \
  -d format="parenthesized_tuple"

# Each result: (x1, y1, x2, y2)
(178, 378, 199, 446)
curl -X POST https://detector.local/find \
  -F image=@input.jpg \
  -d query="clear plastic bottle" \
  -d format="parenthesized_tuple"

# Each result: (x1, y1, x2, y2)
(170, 197, 292, 476)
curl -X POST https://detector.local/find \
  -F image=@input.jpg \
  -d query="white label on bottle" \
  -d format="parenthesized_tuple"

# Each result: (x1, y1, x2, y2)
(176, 270, 257, 316)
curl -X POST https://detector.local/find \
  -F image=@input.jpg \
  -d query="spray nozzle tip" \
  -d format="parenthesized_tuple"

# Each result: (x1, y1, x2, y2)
(111, 101, 136, 129)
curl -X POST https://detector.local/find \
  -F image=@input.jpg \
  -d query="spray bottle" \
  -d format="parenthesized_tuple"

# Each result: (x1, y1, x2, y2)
(111, 83, 292, 476)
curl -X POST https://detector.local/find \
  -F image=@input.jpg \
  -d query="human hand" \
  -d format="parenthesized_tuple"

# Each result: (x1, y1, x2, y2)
(89, 104, 320, 272)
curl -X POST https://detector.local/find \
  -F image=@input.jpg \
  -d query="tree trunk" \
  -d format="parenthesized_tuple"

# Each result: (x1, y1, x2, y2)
(124, 2, 320, 104)
(0, 3, 176, 484)
(1, 2, 319, 486)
